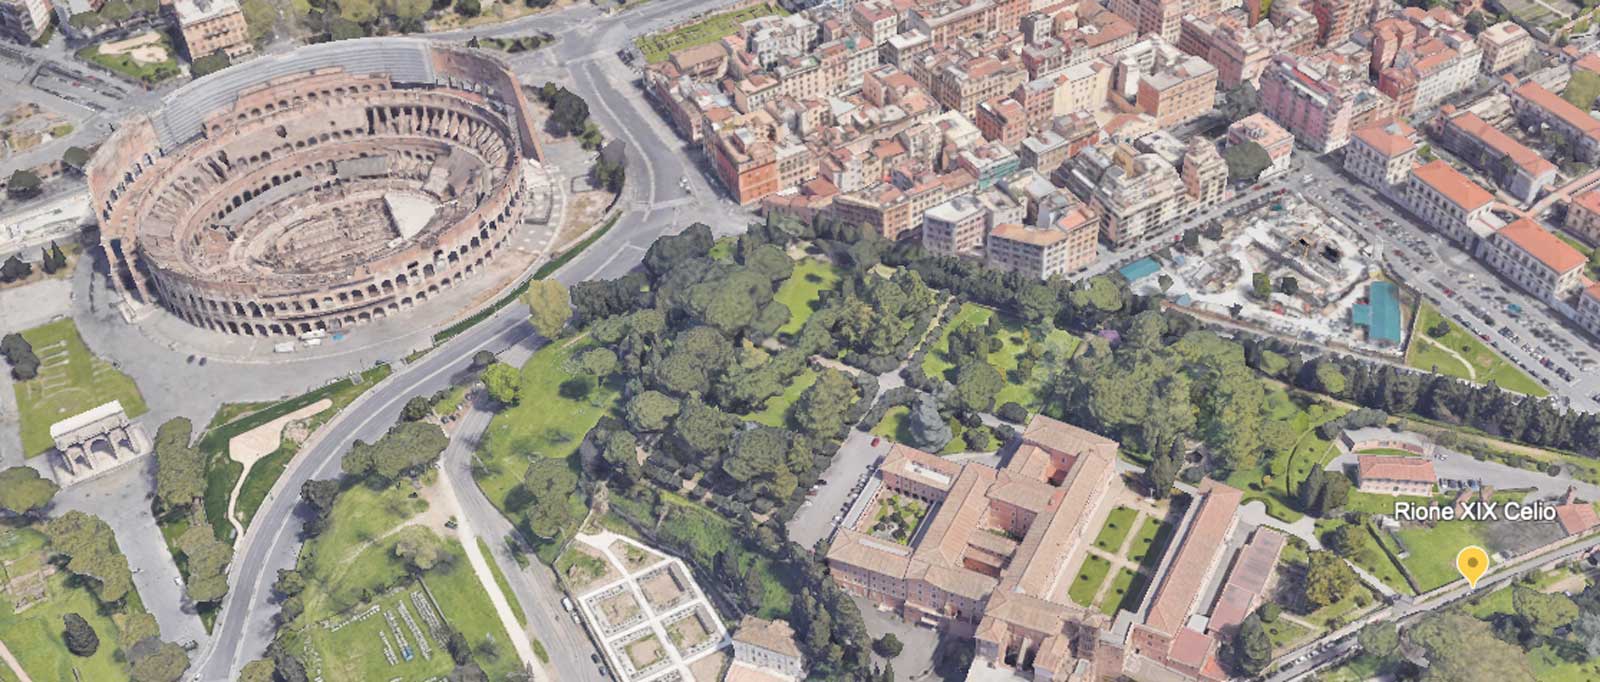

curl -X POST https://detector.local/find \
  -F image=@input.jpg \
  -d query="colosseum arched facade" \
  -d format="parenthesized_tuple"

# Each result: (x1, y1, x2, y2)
(86, 38, 544, 337)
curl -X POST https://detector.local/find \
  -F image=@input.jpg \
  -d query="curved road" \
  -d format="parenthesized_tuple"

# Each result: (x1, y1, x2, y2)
(193, 1, 748, 678)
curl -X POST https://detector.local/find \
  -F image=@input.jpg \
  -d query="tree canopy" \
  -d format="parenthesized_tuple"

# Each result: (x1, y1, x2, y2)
(341, 421, 449, 482)
(0, 466, 58, 516)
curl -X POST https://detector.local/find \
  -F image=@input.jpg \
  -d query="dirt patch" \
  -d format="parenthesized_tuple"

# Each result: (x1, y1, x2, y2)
(562, 543, 620, 591)
(667, 610, 713, 653)
(687, 648, 729, 682)
(597, 590, 642, 627)
(98, 32, 169, 65)
(556, 190, 614, 250)
(227, 399, 332, 468)
(641, 568, 688, 612)
(610, 539, 661, 573)
(625, 634, 666, 670)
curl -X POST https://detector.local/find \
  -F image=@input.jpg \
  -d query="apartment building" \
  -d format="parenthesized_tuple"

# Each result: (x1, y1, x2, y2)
(1227, 113, 1294, 179)
(1510, 81, 1600, 163)
(1402, 159, 1496, 252)
(924, 194, 990, 256)
(1435, 108, 1556, 204)
(1109, 0, 1184, 43)
(1343, 118, 1417, 192)
(1018, 130, 1071, 175)
(957, 141, 1021, 189)
(706, 114, 783, 206)
(1310, 0, 1374, 46)
(1051, 61, 1112, 116)
(908, 0, 997, 47)
(851, 0, 899, 46)
(1063, 4, 1138, 66)
(742, 14, 818, 69)
(1133, 47, 1218, 128)
(0, 0, 51, 44)
(1566, 189, 1600, 246)
(1259, 53, 1393, 152)
(1477, 21, 1531, 74)
(1374, 32, 1481, 115)
(986, 207, 1098, 279)
(1181, 137, 1227, 210)
(1062, 144, 1188, 248)
(932, 56, 1029, 121)
(1481, 218, 1587, 301)
(731, 616, 805, 680)
(1578, 284, 1600, 340)
(1177, 8, 1318, 90)
(975, 97, 1028, 147)
(174, 0, 253, 60)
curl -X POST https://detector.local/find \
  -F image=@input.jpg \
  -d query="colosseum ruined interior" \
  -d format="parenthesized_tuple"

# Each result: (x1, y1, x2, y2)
(87, 38, 544, 337)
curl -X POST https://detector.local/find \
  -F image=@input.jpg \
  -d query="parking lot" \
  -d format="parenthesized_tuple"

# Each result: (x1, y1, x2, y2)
(787, 429, 892, 551)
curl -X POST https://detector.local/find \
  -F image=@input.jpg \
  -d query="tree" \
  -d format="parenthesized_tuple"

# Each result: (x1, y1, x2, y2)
(129, 639, 190, 682)
(1316, 474, 1350, 515)
(340, 421, 449, 482)
(1329, 524, 1368, 557)
(402, 395, 432, 421)
(239, 659, 276, 682)
(1, 255, 32, 283)
(523, 280, 572, 339)
(793, 369, 857, 437)
(520, 457, 579, 539)
(1, 333, 38, 380)
(1297, 468, 1325, 512)
(62, 613, 99, 656)
(0, 466, 58, 516)
(1250, 271, 1272, 299)
(579, 348, 618, 377)
(905, 394, 952, 452)
(393, 526, 449, 572)
(625, 390, 680, 432)
(1146, 441, 1180, 499)
(6, 169, 41, 199)
(300, 479, 341, 537)
(152, 418, 204, 514)
(1278, 276, 1299, 296)
(951, 359, 1002, 413)
(482, 362, 521, 405)
(43, 511, 133, 604)
(1465, 10, 1489, 34)
(996, 402, 1028, 424)
(191, 51, 232, 77)
(1232, 613, 1272, 675)
(177, 521, 232, 604)
(1513, 585, 1578, 636)
(874, 633, 903, 658)
(1303, 550, 1357, 609)
(1358, 621, 1399, 660)
(1406, 610, 1535, 682)
(1224, 141, 1272, 182)
(471, 350, 497, 369)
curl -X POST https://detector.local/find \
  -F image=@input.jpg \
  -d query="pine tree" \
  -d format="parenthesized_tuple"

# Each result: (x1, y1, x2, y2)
(50, 242, 66, 270)
(1298, 468, 1325, 513)
(40, 247, 56, 274)
(1147, 440, 1180, 500)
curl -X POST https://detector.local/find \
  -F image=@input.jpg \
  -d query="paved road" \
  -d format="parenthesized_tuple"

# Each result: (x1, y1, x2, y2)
(1295, 153, 1600, 413)
(190, 2, 756, 678)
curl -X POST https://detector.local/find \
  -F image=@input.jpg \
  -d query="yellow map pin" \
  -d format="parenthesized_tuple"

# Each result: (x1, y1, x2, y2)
(1457, 546, 1489, 588)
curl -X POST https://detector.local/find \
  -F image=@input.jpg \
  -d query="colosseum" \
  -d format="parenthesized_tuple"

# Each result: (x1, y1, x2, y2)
(86, 38, 545, 337)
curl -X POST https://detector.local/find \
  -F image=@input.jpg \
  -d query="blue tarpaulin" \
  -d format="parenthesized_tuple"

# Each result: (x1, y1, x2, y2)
(1352, 281, 1402, 346)
(1119, 258, 1161, 282)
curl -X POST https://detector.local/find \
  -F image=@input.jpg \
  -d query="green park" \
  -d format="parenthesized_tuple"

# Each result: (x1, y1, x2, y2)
(9, 319, 147, 456)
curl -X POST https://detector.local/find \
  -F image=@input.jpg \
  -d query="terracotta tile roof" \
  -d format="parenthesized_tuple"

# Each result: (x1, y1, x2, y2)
(1410, 159, 1493, 211)
(1575, 52, 1600, 76)
(1143, 481, 1243, 636)
(1353, 119, 1416, 157)
(989, 221, 1070, 246)
(1357, 454, 1438, 484)
(1588, 281, 1600, 303)
(1496, 217, 1588, 273)
(881, 443, 961, 491)
(1573, 188, 1600, 216)
(734, 616, 803, 658)
(1556, 503, 1600, 535)
(1514, 82, 1600, 143)
(1206, 529, 1286, 635)
(1447, 111, 1556, 178)
(1169, 628, 1217, 669)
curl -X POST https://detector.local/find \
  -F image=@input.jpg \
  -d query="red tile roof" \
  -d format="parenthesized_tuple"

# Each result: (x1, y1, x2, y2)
(1357, 455, 1437, 484)
(1410, 159, 1492, 211)
(1575, 189, 1600, 216)
(1514, 82, 1600, 143)
(1556, 502, 1600, 535)
(1447, 111, 1556, 178)
(1144, 481, 1243, 635)
(1353, 119, 1416, 157)
(1496, 218, 1588, 273)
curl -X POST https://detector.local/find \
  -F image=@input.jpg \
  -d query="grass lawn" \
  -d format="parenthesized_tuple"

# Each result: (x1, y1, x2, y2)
(1068, 555, 1112, 607)
(75, 33, 180, 84)
(921, 303, 1079, 412)
(1097, 567, 1142, 617)
(1406, 303, 1547, 397)
(0, 528, 147, 682)
(1127, 514, 1172, 564)
(1320, 654, 1391, 682)
(742, 369, 816, 428)
(1222, 386, 1349, 523)
(1093, 507, 1139, 553)
(480, 336, 622, 511)
(654, 491, 794, 619)
(1394, 520, 1492, 592)
(287, 483, 519, 681)
(1264, 617, 1312, 651)
(1527, 643, 1600, 681)
(12, 319, 148, 456)
(476, 538, 527, 628)
(773, 259, 842, 336)
(635, 3, 787, 63)
(871, 406, 911, 442)
(1555, 230, 1600, 279)
(1314, 517, 1413, 595)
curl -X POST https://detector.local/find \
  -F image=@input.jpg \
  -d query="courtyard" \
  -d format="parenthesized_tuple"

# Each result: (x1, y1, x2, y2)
(12, 318, 147, 456)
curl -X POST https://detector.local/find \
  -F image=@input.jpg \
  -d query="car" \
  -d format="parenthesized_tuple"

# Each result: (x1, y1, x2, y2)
(871, 436, 881, 446)
(592, 654, 602, 664)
